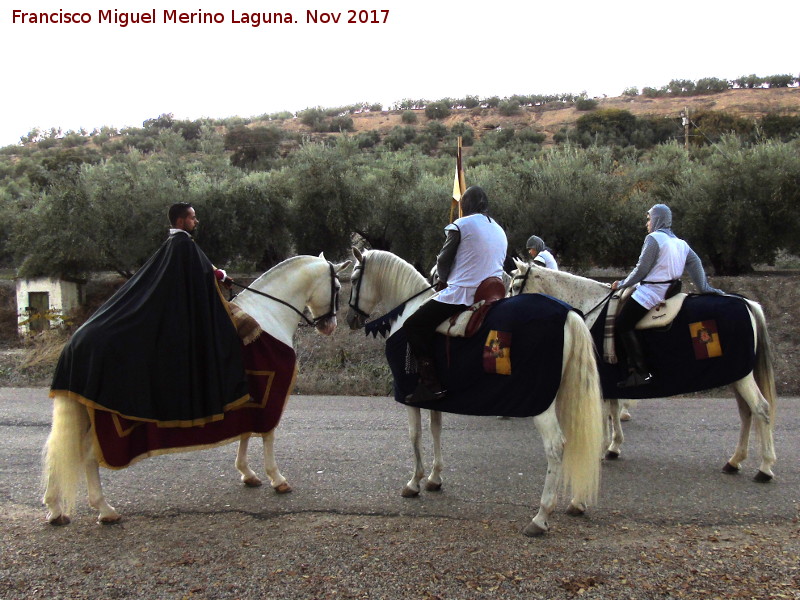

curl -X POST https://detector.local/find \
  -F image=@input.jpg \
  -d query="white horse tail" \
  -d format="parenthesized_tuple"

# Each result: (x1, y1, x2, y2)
(747, 299, 777, 420)
(555, 311, 604, 507)
(42, 393, 90, 518)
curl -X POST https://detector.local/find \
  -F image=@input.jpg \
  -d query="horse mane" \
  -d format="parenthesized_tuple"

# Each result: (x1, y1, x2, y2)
(362, 249, 430, 298)
(247, 255, 320, 289)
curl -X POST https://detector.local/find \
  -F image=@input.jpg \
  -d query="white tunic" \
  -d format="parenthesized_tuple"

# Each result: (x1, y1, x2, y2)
(632, 231, 690, 309)
(435, 213, 507, 306)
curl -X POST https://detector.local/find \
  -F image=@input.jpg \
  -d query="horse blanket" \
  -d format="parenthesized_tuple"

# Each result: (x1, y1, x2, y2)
(385, 294, 571, 417)
(50, 232, 250, 423)
(90, 331, 296, 468)
(592, 294, 756, 399)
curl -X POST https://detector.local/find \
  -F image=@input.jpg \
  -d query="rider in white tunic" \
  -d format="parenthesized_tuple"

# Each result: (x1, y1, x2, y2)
(526, 235, 559, 270)
(611, 203, 722, 388)
(402, 186, 507, 404)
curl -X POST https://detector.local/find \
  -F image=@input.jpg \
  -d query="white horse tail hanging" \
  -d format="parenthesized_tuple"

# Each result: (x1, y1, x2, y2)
(450, 136, 466, 223)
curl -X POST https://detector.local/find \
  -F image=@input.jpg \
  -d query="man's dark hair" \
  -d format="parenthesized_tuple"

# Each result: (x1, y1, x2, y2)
(461, 186, 489, 216)
(168, 202, 193, 227)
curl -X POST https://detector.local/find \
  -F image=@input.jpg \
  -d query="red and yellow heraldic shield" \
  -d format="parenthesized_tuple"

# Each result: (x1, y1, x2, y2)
(483, 330, 512, 375)
(690, 320, 722, 359)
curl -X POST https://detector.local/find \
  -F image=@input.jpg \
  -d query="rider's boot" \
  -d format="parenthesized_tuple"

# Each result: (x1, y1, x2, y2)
(617, 330, 653, 388)
(406, 357, 447, 404)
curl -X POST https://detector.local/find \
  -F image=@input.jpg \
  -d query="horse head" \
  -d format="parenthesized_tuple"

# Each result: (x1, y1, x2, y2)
(308, 252, 352, 336)
(346, 247, 430, 331)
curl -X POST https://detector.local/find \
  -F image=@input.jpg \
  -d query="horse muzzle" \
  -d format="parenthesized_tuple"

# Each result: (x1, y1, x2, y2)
(315, 316, 337, 336)
(346, 309, 366, 330)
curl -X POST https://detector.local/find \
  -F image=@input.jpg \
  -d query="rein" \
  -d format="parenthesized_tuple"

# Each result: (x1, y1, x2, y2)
(231, 261, 339, 327)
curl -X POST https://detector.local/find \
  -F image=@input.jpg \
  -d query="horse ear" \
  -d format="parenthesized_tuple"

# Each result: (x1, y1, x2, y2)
(319, 252, 326, 260)
(335, 260, 352, 273)
(513, 256, 527, 272)
(352, 246, 364, 263)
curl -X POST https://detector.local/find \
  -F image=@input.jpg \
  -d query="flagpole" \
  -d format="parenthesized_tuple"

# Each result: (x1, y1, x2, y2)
(450, 136, 466, 223)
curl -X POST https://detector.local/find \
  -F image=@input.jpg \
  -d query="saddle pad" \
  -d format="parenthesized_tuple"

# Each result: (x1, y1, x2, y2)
(388, 294, 572, 417)
(434, 300, 485, 337)
(91, 331, 297, 469)
(591, 294, 755, 400)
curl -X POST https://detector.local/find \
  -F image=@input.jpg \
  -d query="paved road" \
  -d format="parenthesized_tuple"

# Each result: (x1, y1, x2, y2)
(1, 388, 797, 528)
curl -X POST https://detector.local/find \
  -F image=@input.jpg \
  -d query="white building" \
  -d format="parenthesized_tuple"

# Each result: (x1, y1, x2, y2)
(16, 277, 84, 335)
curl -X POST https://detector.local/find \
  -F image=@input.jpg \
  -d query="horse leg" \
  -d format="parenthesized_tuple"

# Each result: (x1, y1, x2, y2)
(236, 434, 263, 487)
(424, 410, 443, 492)
(402, 406, 425, 497)
(84, 432, 119, 523)
(42, 394, 89, 525)
(605, 399, 624, 460)
(524, 406, 564, 537)
(262, 430, 291, 493)
(728, 376, 776, 481)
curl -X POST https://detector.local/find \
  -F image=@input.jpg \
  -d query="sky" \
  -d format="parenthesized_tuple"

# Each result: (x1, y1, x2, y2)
(1, 0, 797, 147)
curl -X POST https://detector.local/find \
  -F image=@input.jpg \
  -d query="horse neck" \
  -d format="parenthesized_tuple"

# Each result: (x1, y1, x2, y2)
(368, 252, 431, 310)
(527, 269, 610, 328)
(233, 256, 317, 346)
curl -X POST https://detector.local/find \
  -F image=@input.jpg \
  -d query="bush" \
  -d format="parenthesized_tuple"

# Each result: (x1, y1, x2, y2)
(384, 126, 416, 151)
(497, 101, 520, 116)
(760, 114, 800, 141)
(575, 97, 598, 111)
(424, 101, 451, 120)
(401, 110, 418, 124)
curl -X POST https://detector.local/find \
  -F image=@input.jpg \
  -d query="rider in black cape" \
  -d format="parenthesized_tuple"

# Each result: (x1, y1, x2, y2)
(50, 203, 249, 424)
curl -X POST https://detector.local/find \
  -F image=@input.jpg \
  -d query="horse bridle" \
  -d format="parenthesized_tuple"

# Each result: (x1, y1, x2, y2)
(347, 257, 371, 319)
(231, 261, 340, 327)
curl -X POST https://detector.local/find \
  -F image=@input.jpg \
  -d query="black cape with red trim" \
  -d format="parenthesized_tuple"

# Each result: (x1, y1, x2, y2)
(50, 232, 249, 423)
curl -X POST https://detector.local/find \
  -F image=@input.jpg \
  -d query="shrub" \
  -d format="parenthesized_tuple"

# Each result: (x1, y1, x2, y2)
(575, 97, 598, 111)
(497, 101, 520, 116)
(384, 126, 416, 150)
(401, 110, 418, 124)
(425, 101, 451, 119)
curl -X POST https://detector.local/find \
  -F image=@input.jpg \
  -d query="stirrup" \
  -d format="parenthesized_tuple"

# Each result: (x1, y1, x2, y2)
(405, 383, 447, 405)
(617, 371, 653, 389)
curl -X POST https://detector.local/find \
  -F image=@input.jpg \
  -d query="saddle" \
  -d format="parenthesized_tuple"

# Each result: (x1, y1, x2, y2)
(603, 287, 688, 364)
(434, 277, 506, 338)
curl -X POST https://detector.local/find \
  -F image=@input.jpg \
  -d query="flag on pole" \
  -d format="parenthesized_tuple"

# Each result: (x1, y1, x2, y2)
(450, 136, 466, 223)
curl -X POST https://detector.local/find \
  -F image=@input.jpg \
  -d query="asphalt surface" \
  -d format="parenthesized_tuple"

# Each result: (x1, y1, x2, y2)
(2, 388, 798, 528)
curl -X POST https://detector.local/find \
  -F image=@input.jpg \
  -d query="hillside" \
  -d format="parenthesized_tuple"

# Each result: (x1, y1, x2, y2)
(269, 87, 800, 145)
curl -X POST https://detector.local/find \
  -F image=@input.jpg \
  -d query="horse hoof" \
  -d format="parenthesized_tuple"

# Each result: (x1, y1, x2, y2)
(424, 481, 442, 492)
(98, 515, 122, 524)
(566, 504, 586, 516)
(274, 482, 293, 494)
(48, 514, 70, 526)
(722, 462, 740, 474)
(243, 476, 263, 488)
(523, 522, 547, 537)
(401, 486, 420, 498)
(605, 450, 620, 460)
(620, 409, 632, 422)
(753, 471, 773, 483)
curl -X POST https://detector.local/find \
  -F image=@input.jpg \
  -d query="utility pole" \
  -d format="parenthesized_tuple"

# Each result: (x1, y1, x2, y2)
(681, 107, 689, 150)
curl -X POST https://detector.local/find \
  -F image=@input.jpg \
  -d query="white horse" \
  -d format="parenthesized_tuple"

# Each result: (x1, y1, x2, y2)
(345, 248, 604, 536)
(510, 259, 777, 481)
(42, 255, 351, 525)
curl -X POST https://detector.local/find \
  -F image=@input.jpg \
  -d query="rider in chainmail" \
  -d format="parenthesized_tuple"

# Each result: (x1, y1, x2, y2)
(612, 204, 722, 388)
